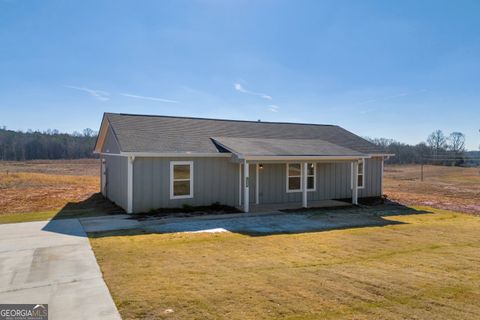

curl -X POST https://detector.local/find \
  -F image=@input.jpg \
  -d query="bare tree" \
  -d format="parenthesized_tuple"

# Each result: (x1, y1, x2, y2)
(448, 132, 465, 154)
(427, 130, 447, 161)
(82, 128, 96, 137)
(427, 130, 446, 150)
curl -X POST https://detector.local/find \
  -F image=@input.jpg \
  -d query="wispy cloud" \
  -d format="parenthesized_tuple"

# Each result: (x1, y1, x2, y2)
(120, 93, 179, 103)
(358, 89, 427, 106)
(268, 104, 280, 112)
(234, 83, 272, 100)
(64, 85, 110, 101)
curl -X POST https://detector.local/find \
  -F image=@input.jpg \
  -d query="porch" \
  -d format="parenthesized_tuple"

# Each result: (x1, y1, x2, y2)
(248, 199, 352, 213)
(236, 160, 363, 213)
(212, 136, 372, 213)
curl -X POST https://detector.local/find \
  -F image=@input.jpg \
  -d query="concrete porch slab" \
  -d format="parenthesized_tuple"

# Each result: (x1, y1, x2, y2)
(249, 199, 351, 213)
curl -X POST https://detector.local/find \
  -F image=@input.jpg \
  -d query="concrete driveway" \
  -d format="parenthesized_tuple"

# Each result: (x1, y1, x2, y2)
(0, 219, 121, 320)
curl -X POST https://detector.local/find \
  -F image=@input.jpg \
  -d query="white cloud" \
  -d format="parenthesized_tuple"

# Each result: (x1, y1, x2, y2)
(268, 104, 280, 112)
(120, 93, 179, 103)
(64, 85, 110, 101)
(234, 83, 272, 100)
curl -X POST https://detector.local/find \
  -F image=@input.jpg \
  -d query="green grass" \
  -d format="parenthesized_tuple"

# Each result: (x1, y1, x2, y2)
(0, 208, 117, 224)
(0, 210, 59, 224)
(90, 206, 480, 320)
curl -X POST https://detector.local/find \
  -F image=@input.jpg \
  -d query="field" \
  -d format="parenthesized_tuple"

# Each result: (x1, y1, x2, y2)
(0, 159, 119, 223)
(384, 164, 480, 215)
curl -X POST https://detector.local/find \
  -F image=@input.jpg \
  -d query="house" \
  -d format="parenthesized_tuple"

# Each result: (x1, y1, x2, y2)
(94, 113, 392, 214)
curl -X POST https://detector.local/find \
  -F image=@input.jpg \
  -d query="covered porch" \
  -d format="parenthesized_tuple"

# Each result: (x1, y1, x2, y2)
(212, 137, 368, 213)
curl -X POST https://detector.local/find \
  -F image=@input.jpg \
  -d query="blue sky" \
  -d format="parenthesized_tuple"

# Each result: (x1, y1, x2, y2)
(1, 0, 479, 150)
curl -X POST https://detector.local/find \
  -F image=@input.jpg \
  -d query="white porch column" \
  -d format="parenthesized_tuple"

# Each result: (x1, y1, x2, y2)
(127, 156, 135, 213)
(380, 157, 384, 196)
(352, 160, 358, 205)
(302, 162, 308, 208)
(255, 164, 260, 205)
(238, 163, 242, 207)
(243, 159, 249, 213)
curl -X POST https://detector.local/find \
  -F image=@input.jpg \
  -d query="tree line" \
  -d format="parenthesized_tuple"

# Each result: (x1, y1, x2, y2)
(367, 130, 478, 166)
(0, 127, 98, 160)
(0, 126, 477, 165)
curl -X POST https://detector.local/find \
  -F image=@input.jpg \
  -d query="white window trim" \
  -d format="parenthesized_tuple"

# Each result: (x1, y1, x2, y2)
(170, 161, 194, 200)
(351, 159, 365, 189)
(286, 163, 316, 193)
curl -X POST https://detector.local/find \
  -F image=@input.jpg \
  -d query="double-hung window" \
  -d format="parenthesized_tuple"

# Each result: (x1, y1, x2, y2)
(351, 159, 365, 189)
(170, 161, 193, 199)
(286, 163, 316, 192)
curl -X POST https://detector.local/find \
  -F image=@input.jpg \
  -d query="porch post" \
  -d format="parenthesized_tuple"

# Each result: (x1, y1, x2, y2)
(243, 159, 249, 213)
(380, 157, 384, 196)
(352, 160, 358, 205)
(255, 164, 260, 205)
(302, 162, 308, 208)
(238, 163, 242, 207)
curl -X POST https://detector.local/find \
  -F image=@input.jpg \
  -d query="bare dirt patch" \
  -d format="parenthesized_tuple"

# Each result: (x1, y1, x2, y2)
(384, 164, 480, 215)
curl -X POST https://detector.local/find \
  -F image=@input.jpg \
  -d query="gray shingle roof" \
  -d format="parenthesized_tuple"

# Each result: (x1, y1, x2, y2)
(212, 137, 366, 157)
(104, 113, 385, 155)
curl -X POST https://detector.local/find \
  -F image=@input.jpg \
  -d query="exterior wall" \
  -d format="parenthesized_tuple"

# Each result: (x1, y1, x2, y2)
(130, 156, 383, 213)
(102, 126, 120, 154)
(103, 155, 128, 211)
(132, 157, 240, 213)
(258, 157, 382, 204)
(358, 157, 383, 198)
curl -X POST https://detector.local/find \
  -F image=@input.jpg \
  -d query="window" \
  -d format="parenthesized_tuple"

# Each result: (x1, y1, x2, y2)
(287, 163, 302, 192)
(170, 161, 193, 199)
(286, 163, 316, 192)
(351, 159, 365, 189)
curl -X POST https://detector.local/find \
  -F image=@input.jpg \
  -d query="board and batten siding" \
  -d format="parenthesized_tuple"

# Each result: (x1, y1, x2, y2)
(132, 157, 241, 213)
(128, 156, 382, 213)
(258, 162, 348, 203)
(103, 154, 128, 210)
(258, 158, 382, 203)
(358, 157, 383, 198)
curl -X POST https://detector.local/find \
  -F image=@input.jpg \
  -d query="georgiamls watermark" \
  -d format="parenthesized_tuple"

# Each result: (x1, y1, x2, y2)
(0, 304, 48, 320)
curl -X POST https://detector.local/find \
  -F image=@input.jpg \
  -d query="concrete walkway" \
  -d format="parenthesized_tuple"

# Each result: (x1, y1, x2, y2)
(0, 219, 121, 320)
(80, 205, 410, 236)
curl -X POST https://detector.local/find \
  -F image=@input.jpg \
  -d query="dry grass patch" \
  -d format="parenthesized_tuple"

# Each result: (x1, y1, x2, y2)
(90, 207, 480, 319)
(0, 160, 99, 215)
(0, 171, 98, 214)
(384, 165, 480, 214)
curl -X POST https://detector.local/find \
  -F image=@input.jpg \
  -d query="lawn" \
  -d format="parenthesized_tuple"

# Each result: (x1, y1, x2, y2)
(90, 206, 480, 319)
